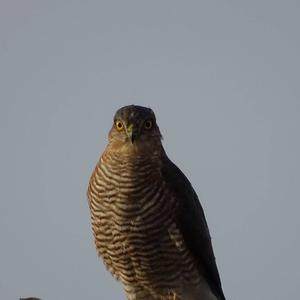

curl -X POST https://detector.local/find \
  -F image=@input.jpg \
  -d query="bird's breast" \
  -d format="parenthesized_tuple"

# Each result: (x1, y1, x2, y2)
(88, 152, 201, 297)
(90, 153, 174, 235)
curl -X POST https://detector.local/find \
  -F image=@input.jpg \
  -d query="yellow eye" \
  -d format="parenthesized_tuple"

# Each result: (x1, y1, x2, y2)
(144, 120, 153, 130)
(115, 120, 124, 131)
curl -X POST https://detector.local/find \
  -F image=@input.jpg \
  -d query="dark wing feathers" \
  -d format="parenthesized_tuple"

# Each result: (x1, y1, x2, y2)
(161, 155, 226, 300)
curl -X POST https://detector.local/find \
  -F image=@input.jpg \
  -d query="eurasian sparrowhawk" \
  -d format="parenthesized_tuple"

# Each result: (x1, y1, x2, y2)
(87, 105, 225, 300)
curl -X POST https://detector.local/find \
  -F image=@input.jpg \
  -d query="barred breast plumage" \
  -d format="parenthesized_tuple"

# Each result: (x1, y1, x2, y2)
(88, 150, 203, 299)
(87, 105, 225, 300)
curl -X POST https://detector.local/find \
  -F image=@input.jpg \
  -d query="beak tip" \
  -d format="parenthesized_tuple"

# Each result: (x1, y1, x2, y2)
(130, 133, 137, 143)
(130, 136, 135, 143)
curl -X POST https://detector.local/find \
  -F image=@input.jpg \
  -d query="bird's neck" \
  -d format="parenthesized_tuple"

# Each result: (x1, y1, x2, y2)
(102, 146, 163, 174)
(104, 141, 165, 164)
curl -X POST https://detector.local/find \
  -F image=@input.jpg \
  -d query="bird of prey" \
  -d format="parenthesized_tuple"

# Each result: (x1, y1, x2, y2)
(87, 105, 226, 300)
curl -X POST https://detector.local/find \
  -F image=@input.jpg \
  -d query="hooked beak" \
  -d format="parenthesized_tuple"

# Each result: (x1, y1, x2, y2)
(127, 124, 138, 144)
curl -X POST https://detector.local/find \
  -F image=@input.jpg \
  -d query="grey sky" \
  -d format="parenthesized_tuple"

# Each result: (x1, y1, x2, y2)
(0, 1, 299, 299)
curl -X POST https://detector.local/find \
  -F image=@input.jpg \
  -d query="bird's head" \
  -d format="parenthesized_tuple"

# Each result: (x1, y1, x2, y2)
(108, 105, 163, 154)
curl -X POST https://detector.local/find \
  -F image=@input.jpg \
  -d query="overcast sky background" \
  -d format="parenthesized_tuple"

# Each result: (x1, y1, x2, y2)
(1, 1, 299, 300)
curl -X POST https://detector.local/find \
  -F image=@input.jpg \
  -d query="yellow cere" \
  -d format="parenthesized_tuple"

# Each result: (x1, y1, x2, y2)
(127, 124, 133, 133)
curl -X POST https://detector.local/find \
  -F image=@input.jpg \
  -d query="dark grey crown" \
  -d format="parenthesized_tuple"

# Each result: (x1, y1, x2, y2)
(114, 105, 156, 124)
